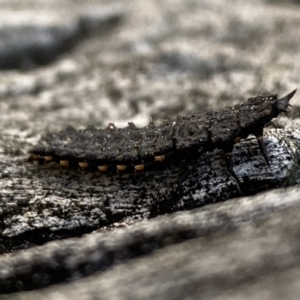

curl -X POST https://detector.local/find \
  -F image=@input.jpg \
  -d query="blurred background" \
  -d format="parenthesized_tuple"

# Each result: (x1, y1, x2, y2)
(0, 0, 299, 137)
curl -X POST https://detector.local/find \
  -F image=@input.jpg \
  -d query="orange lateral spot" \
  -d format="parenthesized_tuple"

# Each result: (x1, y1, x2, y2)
(134, 164, 145, 171)
(263, 109, 272, 116)
(79, 162, 89, 168)
(234, 136, 241, 144)
(98, 165, 108, 172)
(154, 155, 165, 162)
(117, 165, 127, 171)
(44, 156, 53, 162)
(60, 160, 69, 167)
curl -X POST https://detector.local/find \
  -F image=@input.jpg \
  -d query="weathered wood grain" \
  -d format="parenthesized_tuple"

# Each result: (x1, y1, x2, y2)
(0, 125, 299, 294)
(0, 127, 299, 251)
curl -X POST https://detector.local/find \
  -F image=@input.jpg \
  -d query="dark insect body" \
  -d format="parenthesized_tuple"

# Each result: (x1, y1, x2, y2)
(30, 90, 296, 179)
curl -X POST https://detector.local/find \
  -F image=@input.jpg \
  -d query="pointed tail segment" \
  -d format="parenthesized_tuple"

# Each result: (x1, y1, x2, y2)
(258, 89, 297, 167)
(277, 89, 297, 113)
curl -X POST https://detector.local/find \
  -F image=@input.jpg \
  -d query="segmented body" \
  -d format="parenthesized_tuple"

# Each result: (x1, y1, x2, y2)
(30, 90, 296, 173)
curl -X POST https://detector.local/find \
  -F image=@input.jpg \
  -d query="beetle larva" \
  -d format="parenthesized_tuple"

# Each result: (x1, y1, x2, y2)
(30, 89, 296, 180)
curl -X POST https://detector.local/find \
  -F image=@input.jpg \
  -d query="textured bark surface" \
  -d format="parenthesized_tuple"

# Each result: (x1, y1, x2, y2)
(1, 0, 300, 299)
(0, 128, 299, 243)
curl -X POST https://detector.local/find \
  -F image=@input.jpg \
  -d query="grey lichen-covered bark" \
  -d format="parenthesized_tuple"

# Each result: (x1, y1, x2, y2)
(5, 187, 300, 300)
(1, 0, 300, 299)
(0, 128, 299, 241)
(0, 126, 300, 294)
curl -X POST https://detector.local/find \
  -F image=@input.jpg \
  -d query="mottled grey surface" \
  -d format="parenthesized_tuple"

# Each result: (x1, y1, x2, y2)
(0, 5, 124, 70)
(0, 128, 299, 241)
(0, 0, 300, 299)
(0, 187, 300, 299)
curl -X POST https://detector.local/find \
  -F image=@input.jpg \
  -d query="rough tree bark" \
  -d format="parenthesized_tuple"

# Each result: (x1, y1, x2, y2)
(0, 125, 300, 295)
(0, 0, 300, 299)
(0, 128, 299, 241)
